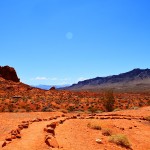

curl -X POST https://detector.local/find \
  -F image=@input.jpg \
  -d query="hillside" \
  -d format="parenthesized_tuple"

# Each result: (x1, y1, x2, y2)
(0, 66, 150, 113)
(64, 68, 150, 92)
(0, 66, 150, 149)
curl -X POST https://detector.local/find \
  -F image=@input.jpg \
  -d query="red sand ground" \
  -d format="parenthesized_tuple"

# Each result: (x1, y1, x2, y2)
(0, 106, 150, 150)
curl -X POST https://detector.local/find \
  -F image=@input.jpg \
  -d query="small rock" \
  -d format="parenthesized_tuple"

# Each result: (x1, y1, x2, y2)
(18, 125, 23, 130)
(5, 136, 12, 141)
(120, 127, 125, 130)
(10, 130, 17, 135)
(16, 134, 21, 138)
(77, 114, 80, 117)
(47, 122, 57, 129)
(16, 128, 21, 134)
(0, 141, 6, 147)
(72, 116, 77, 119)
(62, 114, 65, 117)
(22, 121, 28, 124)
(11, 135, 16, 139)
(22, 123, 29, 128)
(96, 139, 102, 144)
(43, 119, 48, 121)
(45, 137, 59, 148)
(45, 134, 53, 140)
(44, 127, 55, 136)
(59, 120, 65, 124)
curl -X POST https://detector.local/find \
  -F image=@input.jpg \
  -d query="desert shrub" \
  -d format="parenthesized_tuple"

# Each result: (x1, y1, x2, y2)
(59, 109, 68, 113)
(102, 128, 112, 136)
(113, 108, 121, 112)
(42, 106, 53, 112)
(103, 90, 115, 112)
(22, 96, 27, 101)
(67, 106, 75, 112)
(36, 105, 40, 110)
(25, 105, 31, 112)
(8, 104, 14, 112)
(147, 100, 150, 105)
(96, 110, 103, 113)
(87, 120, 101, 130)
(130, 106, 139, 110)
(109, 134, 131, 148)
(144, 116, 150, 121)
(88, 106, 97, 114)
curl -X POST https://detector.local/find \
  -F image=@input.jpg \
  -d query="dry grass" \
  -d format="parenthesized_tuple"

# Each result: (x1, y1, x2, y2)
(102, 128, 112, 136)
(109, 134, 131, 148)
(87, 120, 102, 130)
(145, 116, 150, 121)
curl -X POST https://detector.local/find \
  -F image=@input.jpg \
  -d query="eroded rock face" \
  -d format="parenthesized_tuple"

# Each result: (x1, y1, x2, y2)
(0, 66, 20, 82)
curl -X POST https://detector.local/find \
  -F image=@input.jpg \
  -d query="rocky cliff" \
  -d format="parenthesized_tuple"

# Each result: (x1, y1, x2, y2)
(0, 66, 20, 82)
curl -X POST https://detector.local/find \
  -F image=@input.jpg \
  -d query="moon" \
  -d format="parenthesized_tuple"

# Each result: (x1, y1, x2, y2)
(66, 32, 73, 40)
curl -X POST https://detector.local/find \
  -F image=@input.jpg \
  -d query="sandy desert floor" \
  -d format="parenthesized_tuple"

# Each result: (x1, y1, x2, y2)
(0, 107, 150, 150)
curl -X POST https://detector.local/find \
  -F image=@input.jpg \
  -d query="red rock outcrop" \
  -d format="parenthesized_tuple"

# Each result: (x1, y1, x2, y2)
(49, 86, 56, 90)
(0, 66, 20, 82)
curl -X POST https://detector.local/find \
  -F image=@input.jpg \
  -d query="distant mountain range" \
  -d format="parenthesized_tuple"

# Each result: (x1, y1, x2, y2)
(63, 68, 150, 92)
(32, 84, 70, 90)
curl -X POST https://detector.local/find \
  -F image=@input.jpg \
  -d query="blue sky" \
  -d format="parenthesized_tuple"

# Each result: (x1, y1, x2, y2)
(0, 0, 150, 85)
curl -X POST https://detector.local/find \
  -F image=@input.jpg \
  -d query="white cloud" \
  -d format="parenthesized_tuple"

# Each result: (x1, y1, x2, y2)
(30, 77, 72, 83)
(60, 78, 71, 81)
(33, 77, 49, 80)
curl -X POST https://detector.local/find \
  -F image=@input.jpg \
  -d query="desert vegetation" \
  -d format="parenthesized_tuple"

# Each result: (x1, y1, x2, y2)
(0, 77, 150, 113)
(87, 120, 102, 130)
(103, 90, 115, 112)
(109, 134, 131, 148)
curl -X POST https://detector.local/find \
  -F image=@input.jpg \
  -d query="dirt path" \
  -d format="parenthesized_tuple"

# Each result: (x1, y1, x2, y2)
(1, 107, 150, 150)
(2, 120, 60, 150)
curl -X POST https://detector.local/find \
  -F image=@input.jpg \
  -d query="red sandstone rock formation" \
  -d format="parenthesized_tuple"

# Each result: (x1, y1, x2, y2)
(0, 66, 20, 82)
